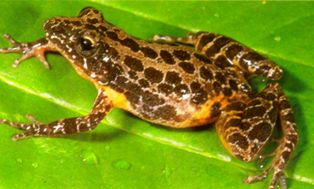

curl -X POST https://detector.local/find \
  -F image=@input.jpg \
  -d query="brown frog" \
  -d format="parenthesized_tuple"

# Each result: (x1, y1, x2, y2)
(0, 7, 298, 189)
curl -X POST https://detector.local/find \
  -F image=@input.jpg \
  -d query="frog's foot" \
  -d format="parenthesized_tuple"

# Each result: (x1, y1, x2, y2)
(0, 34, 51, 69)
(245, 167, 287, 189)
(0, 90, 112, 141)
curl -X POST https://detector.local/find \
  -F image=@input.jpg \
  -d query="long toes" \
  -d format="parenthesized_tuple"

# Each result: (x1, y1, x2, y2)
(12, 132, 33, 141)
(245, 169, 269, 184)
(12, 59, 22, 67)
(0, 119, 10, 125)
(3, 34, 19, 45)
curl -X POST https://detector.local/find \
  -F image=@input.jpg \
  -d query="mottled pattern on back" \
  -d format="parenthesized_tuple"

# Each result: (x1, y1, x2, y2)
(44, 9, 255, 125)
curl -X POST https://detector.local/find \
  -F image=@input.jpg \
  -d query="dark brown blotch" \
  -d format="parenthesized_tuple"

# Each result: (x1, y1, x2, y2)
(268, 107, 278, 123)
(190, 82, 201, 92)
(205, 36, 231, 57)
(141, 46, 158, 59)
(255, 65, 271, 76)
(248, 122, 272, 142)
(239, 52, 265, 69)
(112, 76, 127, 92)
(173, 50, 191, 61)
(165, 71, 182, 85)
(281, 151, 290, 162)
(222, 87, 233, 97)
(200, 66, 214, 80)
(125, 91, 140, 105)
(244, 105, 267, 119)
(259, 91, 277, 101)
(282, 112, 295, 123)
(160, 50, 175, 65)
(154, 105, 177, 120)
(142, 91, 165, 106)
(179, 62, 195, 74)
(124, 56, 144, 72)
(197, 33, 216, 51)
(225, 44, 244, 60)
(121, 38, 140, 52)
(228, 132, 249, 150)
(191, 89, 208, 104)
(214, 55, 231, 68)
(225, 118, 241, 128)
(194, 53, 212, 64)
(158, 83, 173, 95)
(280, 99, 291, 110)
(213, 81, 222, 93)
(139, 79, 150, 88)
(144, 67, 164, 83)
(174, 84, 190, 96)
(125, 82, 142, 95)
(107, 31, 119, 41)
(225, 101, 246, 111)
(228, 79, 238, 91)
(128, 71, 138, 80)
(103, 62, 123, 83)
(214, 71, 226, 84)
(86, 18, 99, 24)
(104, 44, 119, 59)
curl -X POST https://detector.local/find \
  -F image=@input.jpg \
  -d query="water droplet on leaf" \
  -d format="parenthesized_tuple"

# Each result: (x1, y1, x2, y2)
(80, 149, 99, 165)
(162, 166, 172, 178)
(113, 159, 131, 170)
(32, 162, 38, 168)
(274, 36, 281, 42)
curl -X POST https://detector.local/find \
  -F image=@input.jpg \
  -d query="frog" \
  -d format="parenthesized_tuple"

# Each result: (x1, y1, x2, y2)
(0, 7, 297, 189)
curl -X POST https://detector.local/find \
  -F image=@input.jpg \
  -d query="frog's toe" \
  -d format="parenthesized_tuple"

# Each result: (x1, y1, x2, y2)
(245, 169, 269, 184)
(3, 34, 19, 46)
(245, 168, 287, 189)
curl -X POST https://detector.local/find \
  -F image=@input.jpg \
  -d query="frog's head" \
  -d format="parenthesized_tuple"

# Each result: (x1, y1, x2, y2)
(44, 7, 110, 73)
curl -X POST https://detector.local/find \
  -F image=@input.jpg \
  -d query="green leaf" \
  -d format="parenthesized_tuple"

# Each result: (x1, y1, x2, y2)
(0, 1, 313, 189)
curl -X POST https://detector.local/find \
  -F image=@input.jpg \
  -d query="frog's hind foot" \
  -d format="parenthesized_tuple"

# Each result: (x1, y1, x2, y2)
(245, 168, 287, 189)
(0, 34, 51, 69)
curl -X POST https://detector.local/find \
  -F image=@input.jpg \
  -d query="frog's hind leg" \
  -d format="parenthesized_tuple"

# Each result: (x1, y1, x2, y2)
(153, 32, 282, 81)
(0, 90, 112, 140)
(215, 83, 297, 189)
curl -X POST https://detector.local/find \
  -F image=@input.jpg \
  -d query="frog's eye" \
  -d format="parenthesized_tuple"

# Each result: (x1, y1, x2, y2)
(76, 36, 99, 57)
(80, 37, 94, 51)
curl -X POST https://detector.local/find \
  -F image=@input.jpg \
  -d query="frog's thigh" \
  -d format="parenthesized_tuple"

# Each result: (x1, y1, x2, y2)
(215, 85, 278, 161)
(216, 83, 298, 189)
(0, 90, 112, 140)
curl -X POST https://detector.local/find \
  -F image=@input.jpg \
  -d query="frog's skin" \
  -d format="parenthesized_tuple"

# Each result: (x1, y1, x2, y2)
(0, 8, 297, 189)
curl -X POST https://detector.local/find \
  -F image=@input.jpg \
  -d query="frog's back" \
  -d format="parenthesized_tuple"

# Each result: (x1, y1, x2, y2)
(89, 27, 251, 127)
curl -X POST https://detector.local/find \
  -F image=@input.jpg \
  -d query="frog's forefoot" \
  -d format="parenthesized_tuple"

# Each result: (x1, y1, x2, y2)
(0, 34, 51, 69)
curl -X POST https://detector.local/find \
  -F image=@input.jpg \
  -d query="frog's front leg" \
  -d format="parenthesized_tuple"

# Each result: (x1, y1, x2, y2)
(153, 32, 283, 81)
(0, 34, 54, 68)
(215, 83, 298, 189)
(0, 90, 112, 140)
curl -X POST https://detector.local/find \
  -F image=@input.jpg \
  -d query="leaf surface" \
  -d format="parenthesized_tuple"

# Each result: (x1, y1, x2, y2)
(0, 1, 313, 188)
